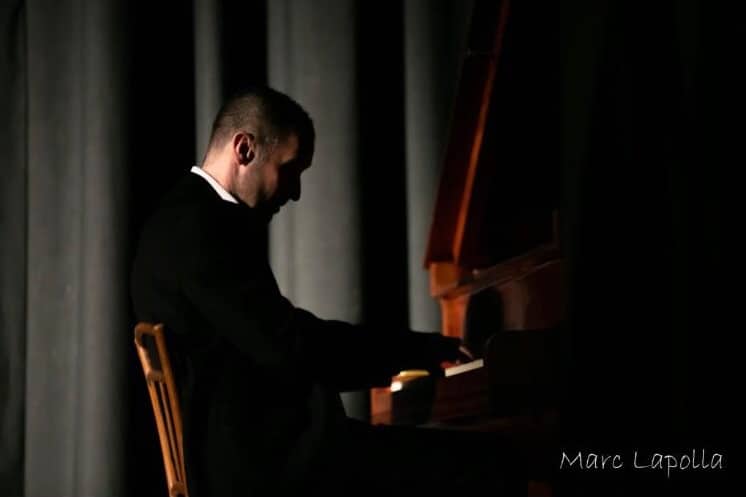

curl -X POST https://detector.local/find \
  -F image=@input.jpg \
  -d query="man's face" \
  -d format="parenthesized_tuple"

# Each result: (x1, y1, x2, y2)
(247, 133, 309, 219)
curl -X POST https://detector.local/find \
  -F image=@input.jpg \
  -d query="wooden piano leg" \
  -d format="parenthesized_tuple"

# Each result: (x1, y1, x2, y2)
(439, 294, 469, 338)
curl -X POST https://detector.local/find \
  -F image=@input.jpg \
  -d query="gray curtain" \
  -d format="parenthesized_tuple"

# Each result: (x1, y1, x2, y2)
(1, 0, 469, 494)
(194, 0, 224, 164)
(25, 0, 130, 495)
(404, 0, 473, 331)
(1, 0, 130, 496)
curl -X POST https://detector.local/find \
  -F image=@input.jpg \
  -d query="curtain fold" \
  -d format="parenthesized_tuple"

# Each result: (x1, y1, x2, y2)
(194, 0, 224, 165)
(23, 0, 129, 495)
(0, 2, 27, 496)
(403, 0, 473, 331)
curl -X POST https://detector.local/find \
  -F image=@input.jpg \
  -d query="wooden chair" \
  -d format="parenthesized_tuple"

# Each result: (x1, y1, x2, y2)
(134, 322, 189, 497)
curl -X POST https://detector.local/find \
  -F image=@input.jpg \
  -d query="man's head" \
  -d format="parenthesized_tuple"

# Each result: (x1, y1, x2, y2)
(201, 86, 315, 219)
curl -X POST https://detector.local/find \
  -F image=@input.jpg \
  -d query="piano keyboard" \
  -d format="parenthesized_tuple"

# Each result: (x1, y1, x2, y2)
(444, 359, 484, 377)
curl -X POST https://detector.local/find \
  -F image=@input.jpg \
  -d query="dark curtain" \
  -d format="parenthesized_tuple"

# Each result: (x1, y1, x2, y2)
(560, 0, 733, 493)
(1, 3, 27, 497)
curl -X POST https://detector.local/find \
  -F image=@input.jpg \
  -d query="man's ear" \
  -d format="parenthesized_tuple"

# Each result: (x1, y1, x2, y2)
(233, 132, 256, 165)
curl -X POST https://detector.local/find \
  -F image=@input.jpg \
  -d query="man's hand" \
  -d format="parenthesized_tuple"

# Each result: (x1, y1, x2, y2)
(438, 343, 477, 372)
(458, 344, 476, 362)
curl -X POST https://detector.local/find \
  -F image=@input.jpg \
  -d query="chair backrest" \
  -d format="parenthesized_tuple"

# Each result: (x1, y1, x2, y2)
(134, 322, 189, 497)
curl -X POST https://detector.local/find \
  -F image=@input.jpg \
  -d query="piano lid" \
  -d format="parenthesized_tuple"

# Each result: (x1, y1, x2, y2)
(425, 0, 559, 276)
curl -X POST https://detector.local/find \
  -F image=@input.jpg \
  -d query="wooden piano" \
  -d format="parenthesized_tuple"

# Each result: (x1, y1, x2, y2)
(370, 0, 561, 493)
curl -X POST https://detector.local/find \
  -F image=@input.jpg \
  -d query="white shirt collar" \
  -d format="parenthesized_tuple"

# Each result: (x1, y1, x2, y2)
(190, 166, 239, 204)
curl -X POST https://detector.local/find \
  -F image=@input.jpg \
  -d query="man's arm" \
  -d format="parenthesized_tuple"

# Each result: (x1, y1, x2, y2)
(180, 217, 461, 389)
(289, 307, 462, 391)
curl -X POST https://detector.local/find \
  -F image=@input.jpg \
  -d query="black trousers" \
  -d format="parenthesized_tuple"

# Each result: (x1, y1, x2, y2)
(305, 418, 528, 497)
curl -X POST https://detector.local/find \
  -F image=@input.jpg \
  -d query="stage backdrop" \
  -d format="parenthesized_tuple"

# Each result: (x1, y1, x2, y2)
(0, 1, 471, 495)
(2, 0, 733, 496)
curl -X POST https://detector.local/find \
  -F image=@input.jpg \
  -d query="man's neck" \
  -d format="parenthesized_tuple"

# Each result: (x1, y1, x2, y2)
(191, 164, 239, 204)
(200, 161, 233, 193)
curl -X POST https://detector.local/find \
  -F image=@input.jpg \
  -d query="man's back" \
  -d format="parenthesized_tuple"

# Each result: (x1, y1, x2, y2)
(130, 172, 346, 495)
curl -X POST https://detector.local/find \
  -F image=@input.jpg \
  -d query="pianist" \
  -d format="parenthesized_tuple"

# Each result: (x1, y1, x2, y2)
(131, 85, 525, 496)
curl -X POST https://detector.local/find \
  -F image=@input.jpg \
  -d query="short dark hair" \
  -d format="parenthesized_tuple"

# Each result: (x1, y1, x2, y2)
(206, 85, 315, 162)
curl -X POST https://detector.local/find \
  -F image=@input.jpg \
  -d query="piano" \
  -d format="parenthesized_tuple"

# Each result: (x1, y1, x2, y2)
(370, 0, 561, 493)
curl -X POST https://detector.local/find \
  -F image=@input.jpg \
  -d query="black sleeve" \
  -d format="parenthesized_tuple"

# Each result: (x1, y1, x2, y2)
(290, 308, 462, 391)
(181, 215, 460, 389)
(179, 217, 306, 375)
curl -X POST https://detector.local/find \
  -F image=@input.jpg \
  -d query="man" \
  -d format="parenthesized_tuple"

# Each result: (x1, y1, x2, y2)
(131, 86, 524, 496)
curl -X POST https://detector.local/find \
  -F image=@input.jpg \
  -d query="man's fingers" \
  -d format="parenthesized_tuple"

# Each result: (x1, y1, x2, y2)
(458, 344, 475, 361)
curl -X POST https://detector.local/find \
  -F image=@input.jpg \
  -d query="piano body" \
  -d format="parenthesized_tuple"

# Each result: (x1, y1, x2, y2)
(370, 0, 561, 492)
